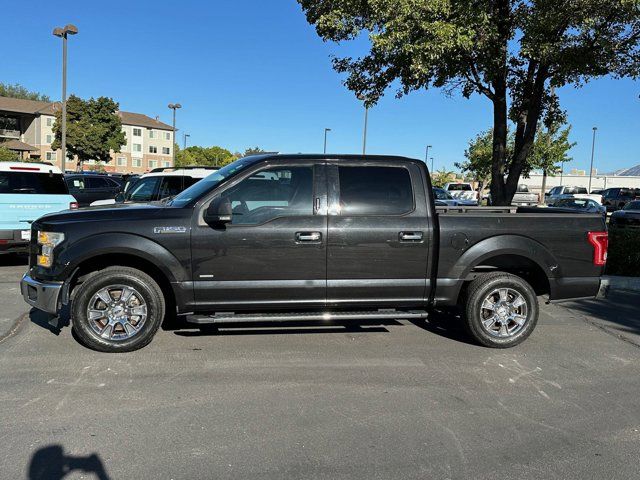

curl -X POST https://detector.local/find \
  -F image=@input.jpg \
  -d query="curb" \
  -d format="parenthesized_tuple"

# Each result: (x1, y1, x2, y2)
(601, 275, 640, 295)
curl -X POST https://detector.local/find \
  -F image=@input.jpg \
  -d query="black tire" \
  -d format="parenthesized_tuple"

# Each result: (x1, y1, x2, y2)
(71, 266, 165, 352)
(463, 272, 538, 348)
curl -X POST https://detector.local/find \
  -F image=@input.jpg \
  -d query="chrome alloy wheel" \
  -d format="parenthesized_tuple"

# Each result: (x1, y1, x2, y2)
(86, 285, 148, 341)
(479, 288, 529, 338)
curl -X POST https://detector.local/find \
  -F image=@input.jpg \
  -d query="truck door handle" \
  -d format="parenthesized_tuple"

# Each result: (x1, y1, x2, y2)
(296, 231, 322, 242)
(399, 231, 423, 242)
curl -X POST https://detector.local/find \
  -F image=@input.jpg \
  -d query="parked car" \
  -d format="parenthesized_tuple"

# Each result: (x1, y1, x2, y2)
(65, 174, 123, 207)
(90, 167, 218, 206)
(552, 198, 607, 215)
(1, 162, 77, 254)
(21, 154, 608, 352)
(610, 200, 640, 228)
(601, 187, 640, 212)
(545, 186, 602, 206)
(433, 187, 476, 206)
(488, 184, 538, 206)
(443, 182, 478, 204)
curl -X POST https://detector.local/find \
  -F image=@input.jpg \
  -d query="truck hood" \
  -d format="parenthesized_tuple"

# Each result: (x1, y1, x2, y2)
(36, 202, 167, 226)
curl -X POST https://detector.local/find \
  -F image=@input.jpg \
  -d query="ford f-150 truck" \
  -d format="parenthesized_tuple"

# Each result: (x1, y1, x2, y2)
(21, 154, 608, 352)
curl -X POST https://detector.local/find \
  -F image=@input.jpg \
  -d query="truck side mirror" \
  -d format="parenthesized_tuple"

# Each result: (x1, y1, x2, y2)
(114, 192, 125, 203)
(204, 197, 233, 225)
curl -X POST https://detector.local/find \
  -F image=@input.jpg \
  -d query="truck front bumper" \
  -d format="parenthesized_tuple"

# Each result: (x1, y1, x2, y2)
(20, 274, 63, 315)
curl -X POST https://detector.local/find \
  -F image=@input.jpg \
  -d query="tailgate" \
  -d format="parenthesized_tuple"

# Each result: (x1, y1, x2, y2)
(0, 194, 75, 232)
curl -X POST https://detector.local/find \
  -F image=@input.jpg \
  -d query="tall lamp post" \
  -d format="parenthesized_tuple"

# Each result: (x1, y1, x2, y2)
(168, 103, 182, 166)
(588, 126, 597, 193)
(362, 106, 369, 155)
(323, 128, 331, 154)
(425, 145, 432, 170)
(183, 133, 190, 150)
(430, 157, 434, 173)
(52, 24, 78, 172)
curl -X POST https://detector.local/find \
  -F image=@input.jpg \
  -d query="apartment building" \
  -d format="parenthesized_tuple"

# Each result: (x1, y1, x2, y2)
(0, 96, 174, 174)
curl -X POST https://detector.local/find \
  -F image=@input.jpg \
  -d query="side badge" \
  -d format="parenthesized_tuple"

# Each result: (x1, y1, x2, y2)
(154, 226, 187, 234)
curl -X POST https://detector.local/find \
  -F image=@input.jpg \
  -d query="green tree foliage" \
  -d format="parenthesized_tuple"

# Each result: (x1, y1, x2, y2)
(52, 95, 126, 167)
(176, 146, 236, 167)
(0, 83, 51, 102)
(0, 146, 19, 162)
(431, 168, 456, 188)
(456, 130, 495, 197)
(298, 0, 640, 205)
(243, 147, 266, 156)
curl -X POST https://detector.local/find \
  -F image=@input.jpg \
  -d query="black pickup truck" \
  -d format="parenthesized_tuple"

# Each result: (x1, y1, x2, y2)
(21, 154, 608, 352)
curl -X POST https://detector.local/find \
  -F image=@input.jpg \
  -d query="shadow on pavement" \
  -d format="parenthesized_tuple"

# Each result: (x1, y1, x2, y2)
(28, 445, 110, 480)
(29, 305, 70, 336)
(565, 290, 640, 338)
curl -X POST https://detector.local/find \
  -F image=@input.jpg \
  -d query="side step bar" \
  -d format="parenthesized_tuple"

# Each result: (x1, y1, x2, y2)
(186, 309, 428, 325)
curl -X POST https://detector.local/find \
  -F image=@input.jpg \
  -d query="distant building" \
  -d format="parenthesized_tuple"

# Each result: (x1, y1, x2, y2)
(614, 164, 640, 176)
(0, 95, 174, 174)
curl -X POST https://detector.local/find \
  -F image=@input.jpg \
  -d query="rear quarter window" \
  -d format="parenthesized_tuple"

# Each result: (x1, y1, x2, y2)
(0, 172, 68, 195)
(447, 184, 472, 191)
(338, 166, 414, 215)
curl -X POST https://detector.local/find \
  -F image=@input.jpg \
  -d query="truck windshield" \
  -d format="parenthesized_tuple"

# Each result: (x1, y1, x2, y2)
(169, 158, 255, 207)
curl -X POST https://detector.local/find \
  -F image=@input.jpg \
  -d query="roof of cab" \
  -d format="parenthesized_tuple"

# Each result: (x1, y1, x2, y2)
(240, 153, 422, 165)
(0, 162, 62, 174)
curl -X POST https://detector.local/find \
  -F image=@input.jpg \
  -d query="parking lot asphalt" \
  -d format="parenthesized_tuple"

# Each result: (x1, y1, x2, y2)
(1, 255, 639, 480)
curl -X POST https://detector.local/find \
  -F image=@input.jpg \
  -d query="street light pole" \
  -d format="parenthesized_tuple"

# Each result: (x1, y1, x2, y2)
(323, 128, 331, 154)
(588, 126, 597, 192)
(53, 24, 78, 172)
(362, 106, 368, 155)
(425, 145, 432, 171)
(183, 133, 190, 150)
(168, 103, 182, 166)
(430, 157, 434, 173)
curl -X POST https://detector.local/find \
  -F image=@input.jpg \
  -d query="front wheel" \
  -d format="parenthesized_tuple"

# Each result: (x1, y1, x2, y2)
(463, 272, 538, 348)
(71, 266, 165, 352)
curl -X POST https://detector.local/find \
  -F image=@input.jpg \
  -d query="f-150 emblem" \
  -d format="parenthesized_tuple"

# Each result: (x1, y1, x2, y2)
(153, 226, 187, 234)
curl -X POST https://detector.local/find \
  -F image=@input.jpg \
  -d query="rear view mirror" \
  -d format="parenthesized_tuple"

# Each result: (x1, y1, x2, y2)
(204, 197, 233, 224)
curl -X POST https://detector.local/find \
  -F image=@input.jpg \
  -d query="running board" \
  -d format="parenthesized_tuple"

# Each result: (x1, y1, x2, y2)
(186, 309, 428, 325)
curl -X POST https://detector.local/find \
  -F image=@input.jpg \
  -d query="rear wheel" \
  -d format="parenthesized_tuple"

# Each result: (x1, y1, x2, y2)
(463, 272, 538, 348)
(71, 266, 165, 352)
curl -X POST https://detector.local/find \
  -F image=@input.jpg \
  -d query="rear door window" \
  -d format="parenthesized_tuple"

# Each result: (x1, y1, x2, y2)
(338, 166, 413, 215)
(158, 176, 195, 199)
(0, 172, 68, 194)
(86, 177, 111, 189)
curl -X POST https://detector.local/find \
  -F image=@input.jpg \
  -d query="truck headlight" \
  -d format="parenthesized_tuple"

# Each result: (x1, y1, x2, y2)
(37, 231, 65, 268)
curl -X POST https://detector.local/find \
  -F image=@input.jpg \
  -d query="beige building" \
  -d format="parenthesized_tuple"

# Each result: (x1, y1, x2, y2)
(0, 96, 174, 174)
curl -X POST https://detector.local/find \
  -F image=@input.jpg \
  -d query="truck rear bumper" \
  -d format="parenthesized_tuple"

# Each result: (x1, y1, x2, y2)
(0, 229, 30, 253)
(20, 274, 63, 315)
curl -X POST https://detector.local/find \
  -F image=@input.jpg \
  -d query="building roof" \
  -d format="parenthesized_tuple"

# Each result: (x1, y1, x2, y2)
(118, 111, 173, 131)
(0, 96, 173, 130)
(1, 139, 39, 151)
(615, 164, 640, 176)
(0, 96, 56, 115)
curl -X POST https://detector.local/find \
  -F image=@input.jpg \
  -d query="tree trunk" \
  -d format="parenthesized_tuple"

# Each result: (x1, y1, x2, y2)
(489, 93, 510, 205)
(539, 169, 548, 205)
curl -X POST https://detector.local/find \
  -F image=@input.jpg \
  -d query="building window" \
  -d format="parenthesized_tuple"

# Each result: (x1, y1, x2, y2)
(148, 159, 158, 169)
(133, 128, 142, 136)
(46, 117, 53, 127)
(149, 130, 155, 139)
(133, 143, 142, 152)
(117, 157, 127, 167)
(164, 132, 171, 140)
(149, 146, 158, 153)
(162, 147, 170, 155)
(45, 151, 57, 162)
(132, 158, 141, 168)
(45, 134, 52, 144)
(163, 160, 171, 167)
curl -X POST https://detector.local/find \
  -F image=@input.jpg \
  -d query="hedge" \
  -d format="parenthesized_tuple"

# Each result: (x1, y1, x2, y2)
(606, 226, 640, 277)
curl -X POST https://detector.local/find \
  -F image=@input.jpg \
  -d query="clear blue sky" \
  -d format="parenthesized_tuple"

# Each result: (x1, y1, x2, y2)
(3, 0, 639, 173)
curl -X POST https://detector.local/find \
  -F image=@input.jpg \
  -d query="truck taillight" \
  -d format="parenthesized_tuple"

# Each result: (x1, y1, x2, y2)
(70, 202, 79, 210)
(587, 231, 608, 266)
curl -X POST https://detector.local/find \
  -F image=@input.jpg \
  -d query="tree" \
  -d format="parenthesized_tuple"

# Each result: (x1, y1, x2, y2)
(0, 83, 51, 102)
(243, 147, 266, 156)
(298, 0, 640, 205)
(456, 130, 495, 198)
(51, 95, 126, 167)
(0, 146, 19, 162)
(176, 145, 235, 167)
(457, 123, 575, 198)
(431, 167, 456, 188)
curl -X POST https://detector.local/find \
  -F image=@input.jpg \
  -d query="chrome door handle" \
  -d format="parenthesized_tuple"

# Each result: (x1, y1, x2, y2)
(296, 231, 322, 242)
(399, 231, 423, 242)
